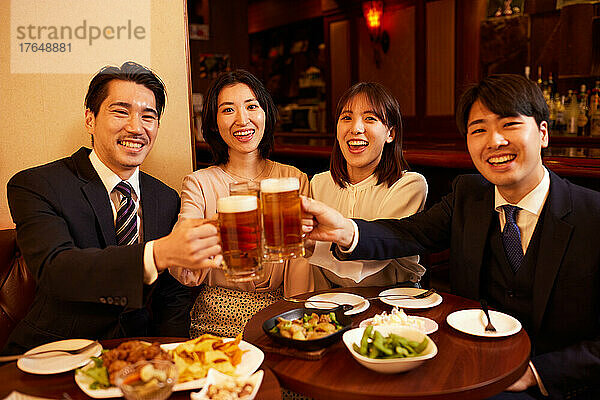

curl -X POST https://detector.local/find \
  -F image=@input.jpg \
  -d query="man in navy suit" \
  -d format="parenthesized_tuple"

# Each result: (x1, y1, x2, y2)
(302, 74, 600, 399)
(3, 62, 222, 353)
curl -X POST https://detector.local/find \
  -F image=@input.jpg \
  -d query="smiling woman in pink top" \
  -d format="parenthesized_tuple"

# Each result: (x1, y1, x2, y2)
(169, 70, 313, 338)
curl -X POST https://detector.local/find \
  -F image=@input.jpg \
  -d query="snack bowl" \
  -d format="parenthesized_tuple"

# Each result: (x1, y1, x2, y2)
(342, 326, 437, 374)
(115, 359, 178, 400)
(262, 305, 353, 351)
(191, 368, 264, 400)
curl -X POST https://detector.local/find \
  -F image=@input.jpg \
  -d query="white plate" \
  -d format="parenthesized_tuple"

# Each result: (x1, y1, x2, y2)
(74, 340, 264, 398)
(17, 339, 102, 375)
(305, 292, 370, 315)
(378, 288, 443, 309)
(359, 316, 439, 335)
(191, 369, 264, 400)
(446, 309, 522, 338)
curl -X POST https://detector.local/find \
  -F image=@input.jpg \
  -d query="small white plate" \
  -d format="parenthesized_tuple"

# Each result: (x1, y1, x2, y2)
(74, 340, 264, 398)
(191, 369, 264, 400)
(359, 316, 439, 335)
(17, 339, 102, 375)
(446, 309, 522, 338)
(378, 288, 443, 309)
(305, 292, 370, 315)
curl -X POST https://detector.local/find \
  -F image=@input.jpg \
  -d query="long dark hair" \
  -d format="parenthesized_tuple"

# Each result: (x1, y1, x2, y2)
(202, 70, 277, 164)
(330, 82, 409, 188)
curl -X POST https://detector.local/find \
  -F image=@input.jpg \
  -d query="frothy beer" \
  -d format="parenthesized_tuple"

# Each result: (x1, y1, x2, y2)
(260, 177, 304, 261)
(216, 195, 262, 282)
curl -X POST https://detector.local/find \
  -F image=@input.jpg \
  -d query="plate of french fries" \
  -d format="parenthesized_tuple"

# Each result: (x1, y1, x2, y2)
(75, 335, 264, 398)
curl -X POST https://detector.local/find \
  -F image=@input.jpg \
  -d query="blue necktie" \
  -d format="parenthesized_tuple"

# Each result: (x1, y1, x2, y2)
(114, 181, 138, 245)
(501, 205, 524, 273)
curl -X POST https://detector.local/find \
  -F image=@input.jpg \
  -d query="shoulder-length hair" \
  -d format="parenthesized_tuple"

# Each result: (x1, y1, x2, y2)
(330, 82, 409, 188)
(201, 70, 277, 165)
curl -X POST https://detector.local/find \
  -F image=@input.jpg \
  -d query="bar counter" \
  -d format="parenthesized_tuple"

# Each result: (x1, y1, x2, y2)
(196, 140, 600, 180)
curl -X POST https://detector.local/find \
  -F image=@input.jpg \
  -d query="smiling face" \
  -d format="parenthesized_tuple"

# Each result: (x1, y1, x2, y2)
(85, 80, 158, 179)
(216, 83, 265, 158)
(336, 94, 394, 183)
(466, 100, 548, 202)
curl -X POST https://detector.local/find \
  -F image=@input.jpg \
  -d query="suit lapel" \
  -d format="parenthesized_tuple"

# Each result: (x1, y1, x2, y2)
(73, 148, 117, 246)
(461, 184, 495, 299)
(532, 172, 573, 335)
(140, 173, 159, 241)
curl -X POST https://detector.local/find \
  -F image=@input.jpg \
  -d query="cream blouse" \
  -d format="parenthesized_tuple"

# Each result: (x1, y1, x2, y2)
(170, 160, 314, 296)
(309, 171, 428, 287)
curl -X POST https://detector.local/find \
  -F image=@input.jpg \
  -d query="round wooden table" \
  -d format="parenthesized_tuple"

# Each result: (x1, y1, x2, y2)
(244, 287, 531, 400)
(0, 337, 281, 399)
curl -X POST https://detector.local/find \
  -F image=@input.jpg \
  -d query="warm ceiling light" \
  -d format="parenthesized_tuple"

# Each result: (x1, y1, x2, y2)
(362, 0, 389, 64)
(362, 1, 384, 40)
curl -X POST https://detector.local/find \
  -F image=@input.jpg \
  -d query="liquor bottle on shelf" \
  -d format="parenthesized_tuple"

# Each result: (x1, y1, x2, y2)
(590, 81, 600, 137)
(524, 66, 531, 80)
(577, 95, 589, 136)
(555, 95, 567, 135)
(578, 84, 588, 104)
(548, 72, 556, 97)
(537, 66, 543, 88)
(565, 90, 579, 136)
(548, 95, 557, 132)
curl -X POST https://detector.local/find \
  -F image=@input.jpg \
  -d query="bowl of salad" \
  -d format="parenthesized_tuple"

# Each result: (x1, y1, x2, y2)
(115, 359, 178, 400)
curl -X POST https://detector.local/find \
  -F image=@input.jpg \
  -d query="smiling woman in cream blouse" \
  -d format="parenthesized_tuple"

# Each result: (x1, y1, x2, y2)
(309, 82, 428, 288)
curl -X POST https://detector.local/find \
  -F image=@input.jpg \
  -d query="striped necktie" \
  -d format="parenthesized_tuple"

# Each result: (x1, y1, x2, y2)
(114, 181, 138, 245)
(501, 205, 524, 273)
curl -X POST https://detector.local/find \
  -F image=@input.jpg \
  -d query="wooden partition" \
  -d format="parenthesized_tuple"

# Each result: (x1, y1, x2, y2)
(0, 1, 194, 228)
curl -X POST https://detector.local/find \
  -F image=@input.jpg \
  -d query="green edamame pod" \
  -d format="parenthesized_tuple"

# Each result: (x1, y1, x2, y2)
(373, 331, 394, 356)
(368, 345, 380, 358)
(395, 346, 409, 357)
(360, 326, 372, 355)
(408, 340, 420, 348)
(413, 337, 428, 354)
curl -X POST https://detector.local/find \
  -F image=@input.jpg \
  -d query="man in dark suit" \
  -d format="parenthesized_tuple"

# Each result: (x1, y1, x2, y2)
(3, 62, 222, 354)
(301, 74, 600, 399)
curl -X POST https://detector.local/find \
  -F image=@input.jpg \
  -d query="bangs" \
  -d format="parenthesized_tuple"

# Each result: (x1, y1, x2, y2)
(336, 92, 389, 127)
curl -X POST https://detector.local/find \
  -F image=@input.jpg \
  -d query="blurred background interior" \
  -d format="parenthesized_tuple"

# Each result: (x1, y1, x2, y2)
(188, 0, 600, 289)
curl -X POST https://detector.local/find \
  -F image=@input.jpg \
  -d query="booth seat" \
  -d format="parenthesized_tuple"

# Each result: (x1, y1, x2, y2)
(0, 229, 35, 349)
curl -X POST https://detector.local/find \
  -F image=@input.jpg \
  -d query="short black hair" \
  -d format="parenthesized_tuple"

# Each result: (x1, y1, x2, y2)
(202, 69, 276, 165)
(330, 82, 409, 188)
(85, 61, 166, 120)
(456, 74, 549, 136)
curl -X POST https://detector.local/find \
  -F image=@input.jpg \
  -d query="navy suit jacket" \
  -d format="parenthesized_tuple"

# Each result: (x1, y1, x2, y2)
(3, 147, 192, 353)
(343, 171, 600, 399)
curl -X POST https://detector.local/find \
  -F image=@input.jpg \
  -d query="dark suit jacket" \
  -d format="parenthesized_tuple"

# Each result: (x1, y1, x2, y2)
(3, 147, 192, 353)
(343, 172, 600, 399)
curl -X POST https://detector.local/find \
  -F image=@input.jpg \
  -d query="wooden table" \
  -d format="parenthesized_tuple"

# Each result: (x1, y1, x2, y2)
(244, 287, 531, 400)
(0, 337, 281, 399)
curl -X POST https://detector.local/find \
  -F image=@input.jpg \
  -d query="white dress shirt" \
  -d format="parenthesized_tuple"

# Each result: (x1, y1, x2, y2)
(89, 150, 158, 284)
(494, 167, 550, 254)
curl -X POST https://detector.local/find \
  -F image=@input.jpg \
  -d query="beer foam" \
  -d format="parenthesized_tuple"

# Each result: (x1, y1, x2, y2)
(260, 177, 300, 193)
(217, 195, 258, 213)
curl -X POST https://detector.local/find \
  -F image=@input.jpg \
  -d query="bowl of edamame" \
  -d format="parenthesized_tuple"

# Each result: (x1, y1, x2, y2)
(342, 325, 437, 373)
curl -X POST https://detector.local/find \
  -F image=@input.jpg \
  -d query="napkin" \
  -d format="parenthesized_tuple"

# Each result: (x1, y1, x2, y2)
(3, 392, 54, 400)
(308, 241, 391, 282)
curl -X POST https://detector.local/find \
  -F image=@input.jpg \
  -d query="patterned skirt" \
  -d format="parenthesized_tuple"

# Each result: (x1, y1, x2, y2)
(190, 285, 283, 338)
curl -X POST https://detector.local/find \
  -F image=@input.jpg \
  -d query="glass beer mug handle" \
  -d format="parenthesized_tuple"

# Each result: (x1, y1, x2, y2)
(206, 218, 225, 269)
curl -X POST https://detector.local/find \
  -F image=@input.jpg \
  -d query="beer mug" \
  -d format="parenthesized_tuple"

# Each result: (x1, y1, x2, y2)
(216, 195, 263, 282)
(260, 177, 305, 262)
